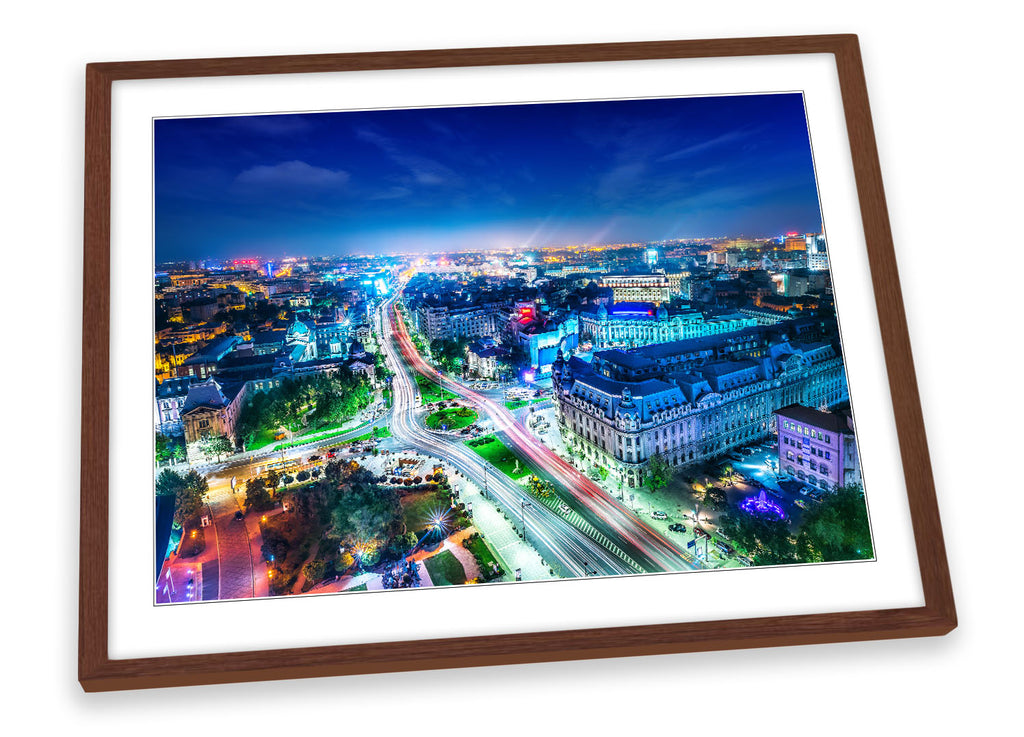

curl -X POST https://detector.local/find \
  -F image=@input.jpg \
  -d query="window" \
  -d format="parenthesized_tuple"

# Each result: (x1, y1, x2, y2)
(825, 451, 831, 460)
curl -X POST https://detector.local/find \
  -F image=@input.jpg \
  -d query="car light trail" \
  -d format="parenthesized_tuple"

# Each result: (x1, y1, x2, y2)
(386, 288, 696, 574)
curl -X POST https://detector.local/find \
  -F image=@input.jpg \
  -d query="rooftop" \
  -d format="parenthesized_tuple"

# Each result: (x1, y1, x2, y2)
(774, 403, 852, 434)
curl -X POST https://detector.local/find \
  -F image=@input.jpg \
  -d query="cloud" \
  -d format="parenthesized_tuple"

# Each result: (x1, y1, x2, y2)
(657, 128, 758, 162)
(366, 186, 412, 201)
(234, 160, 349, 188)
(595, 162, 647, 202)
(356, 127, 462, 187)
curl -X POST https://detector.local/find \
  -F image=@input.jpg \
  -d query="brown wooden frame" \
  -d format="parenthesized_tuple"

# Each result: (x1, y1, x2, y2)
(80, 34, 955, 692)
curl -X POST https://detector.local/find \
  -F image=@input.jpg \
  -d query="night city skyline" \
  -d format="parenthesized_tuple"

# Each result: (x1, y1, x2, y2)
(153, 89, 870, 606)
(155, 93, 823, 262)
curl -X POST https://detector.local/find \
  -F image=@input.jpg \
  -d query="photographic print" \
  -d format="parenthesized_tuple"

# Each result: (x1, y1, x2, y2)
(153, 92, 874, 605)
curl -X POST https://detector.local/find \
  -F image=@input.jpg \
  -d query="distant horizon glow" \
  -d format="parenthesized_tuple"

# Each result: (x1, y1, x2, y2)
(155, 93, 823, 263)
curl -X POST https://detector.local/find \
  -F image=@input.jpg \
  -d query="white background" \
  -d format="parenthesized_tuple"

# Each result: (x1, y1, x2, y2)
(2, 1, 1018, 734)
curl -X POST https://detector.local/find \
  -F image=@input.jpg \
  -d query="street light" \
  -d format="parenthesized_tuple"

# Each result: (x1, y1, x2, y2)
(520, 499, 534, 543)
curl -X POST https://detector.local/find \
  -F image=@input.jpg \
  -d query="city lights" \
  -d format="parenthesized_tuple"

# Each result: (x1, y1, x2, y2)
(153, 92, 870, 605)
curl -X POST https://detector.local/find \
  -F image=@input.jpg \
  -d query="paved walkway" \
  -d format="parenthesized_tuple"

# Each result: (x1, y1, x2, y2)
(442, 537, 481, 581)
(415, 561, 433, 587)
(451, 473, 555, 582)
(405, 530, 483, 584)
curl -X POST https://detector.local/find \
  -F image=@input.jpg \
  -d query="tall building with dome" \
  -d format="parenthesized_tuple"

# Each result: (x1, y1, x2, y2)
(285, 318, 317, 362)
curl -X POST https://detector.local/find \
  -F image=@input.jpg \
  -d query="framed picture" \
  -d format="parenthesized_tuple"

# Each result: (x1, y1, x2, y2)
(80, 34, 955, 692)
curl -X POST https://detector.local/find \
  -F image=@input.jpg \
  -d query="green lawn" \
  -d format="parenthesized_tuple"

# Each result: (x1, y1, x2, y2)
(425, 406, 478, 430)
(246, 427, 283, 452)
(401, 490, 448, 537)
(504, 398, 549, 411)
(348, 426, 393, 443)
(416, 374, 458, 404)
(464, 535, 503, 580)
(465, 435, 533, 480)
(423, 550, 467, 586)
(274, 425, 361, 451)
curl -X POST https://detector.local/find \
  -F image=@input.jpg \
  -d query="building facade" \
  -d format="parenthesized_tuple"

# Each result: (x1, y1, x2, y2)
(551, 322, 849, 488)
(578, 302, 757, 350)
(774, 404, 860, 490)
(599, 273, 671, 304)
(154, 377, 192, 437)
(181, 378, 248, 463)
(415, 302, 507, 342)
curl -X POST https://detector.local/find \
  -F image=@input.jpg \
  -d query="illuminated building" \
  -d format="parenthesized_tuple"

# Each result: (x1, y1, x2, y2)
(807, 234, 829, 271)
(181, 377, 248, 463)
(155, 377, 192, 437)
(467, 340, 506, 379)
(784, 234, 808, 251)
(578, 302, 757, 350)
(509, 304, 580, 375)
(551, 320, 849, 488)
(284, 318, 318, 362)
(774, 404, 860, 490)
(177, 335, 241, 379)
(599, 273, 671, 304)
(415, 303, 506, 341)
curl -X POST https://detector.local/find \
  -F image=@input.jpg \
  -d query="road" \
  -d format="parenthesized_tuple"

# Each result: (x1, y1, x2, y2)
(383, 291, 695, 576)
(378, 298, 632, 578)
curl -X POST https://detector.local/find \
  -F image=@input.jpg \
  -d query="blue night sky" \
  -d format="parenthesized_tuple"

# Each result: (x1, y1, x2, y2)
(154, 93, 822, 262)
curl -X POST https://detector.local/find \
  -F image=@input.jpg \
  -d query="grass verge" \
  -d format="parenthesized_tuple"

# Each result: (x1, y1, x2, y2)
(465, 434, 533, 480)
(423, 550, 467, 586)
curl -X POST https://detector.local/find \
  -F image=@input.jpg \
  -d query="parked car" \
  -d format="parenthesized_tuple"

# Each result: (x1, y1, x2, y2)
(651, 510, 668, 520)
(737, 555, 753, 567)
(668, 523, 686, 533)
(558, 502, 571, 515)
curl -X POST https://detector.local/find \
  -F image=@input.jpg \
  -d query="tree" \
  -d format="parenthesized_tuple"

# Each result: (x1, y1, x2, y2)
(155, 433, 184, 464)
(265, 469, 280, 491)
(158, 469, 208, 528)
(302, 559, 326, 585)
(244, 477, 273, 512)
(646, 453, 672, 494)
(200, 434, 234, 461)
(327, 468, 403, 561)
(704, 485, 728, 511)
(156, 468, 186, 498)
(797, 484, 873, 562)
(719, 511, 795, 566)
